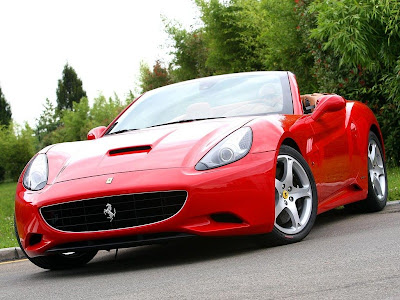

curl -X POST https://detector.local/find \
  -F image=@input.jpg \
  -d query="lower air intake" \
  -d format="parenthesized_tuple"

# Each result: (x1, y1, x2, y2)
(210, 213, 243, 224)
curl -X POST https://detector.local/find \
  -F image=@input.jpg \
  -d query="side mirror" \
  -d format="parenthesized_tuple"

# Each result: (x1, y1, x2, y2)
(87, 126, 107, 140)
(311, 95, 346, 121)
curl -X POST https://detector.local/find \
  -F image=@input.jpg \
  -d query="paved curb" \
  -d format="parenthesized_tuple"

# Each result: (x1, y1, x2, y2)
(387, 200, 400, 206)
(0, 247, 25, 262)
(1, 200, 399, 263)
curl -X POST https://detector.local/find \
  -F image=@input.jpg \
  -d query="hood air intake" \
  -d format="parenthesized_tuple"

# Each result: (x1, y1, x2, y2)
(108, 145, 151, 156)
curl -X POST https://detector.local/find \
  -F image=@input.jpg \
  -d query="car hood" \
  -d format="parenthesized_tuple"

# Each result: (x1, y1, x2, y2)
(45, 117, 254, 184)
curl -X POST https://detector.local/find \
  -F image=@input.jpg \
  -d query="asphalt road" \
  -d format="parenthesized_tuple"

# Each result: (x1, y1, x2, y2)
(1, 204, 399, 300)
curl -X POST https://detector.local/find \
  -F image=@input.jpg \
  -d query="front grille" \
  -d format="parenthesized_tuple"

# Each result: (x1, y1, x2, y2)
(40, 191, 187, 232)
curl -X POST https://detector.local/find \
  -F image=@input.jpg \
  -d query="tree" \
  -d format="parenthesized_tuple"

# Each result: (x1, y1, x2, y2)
(164, 0, 316, 91)
(165, 22, 213, 82)
(196, 0, 267, 73)
(260, 0, 317, 92)
(125, 90, 136, 106)
(56, 63, 87, 111)
(139, 60, 172, 93)
(61, 97, 91, 142)
(0, 86, 12, 126)
(90, 94, 125, 128)
(307, 0, 400, 165)
(35, 98, 59, 147)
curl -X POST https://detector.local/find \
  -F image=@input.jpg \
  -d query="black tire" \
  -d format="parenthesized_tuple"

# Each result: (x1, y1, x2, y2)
(346, 132, 387, 213)
(260, 145, 318, 245)
(14, 217, 97, 270)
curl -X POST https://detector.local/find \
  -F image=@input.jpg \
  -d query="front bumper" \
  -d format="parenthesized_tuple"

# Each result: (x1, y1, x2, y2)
(15, 151, 276, 257)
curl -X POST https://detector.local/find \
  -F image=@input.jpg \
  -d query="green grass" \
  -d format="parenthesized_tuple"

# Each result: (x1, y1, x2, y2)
(0, 182, 18, 248)
(388, 167, 400, 201)
(0, 167, 399, 249)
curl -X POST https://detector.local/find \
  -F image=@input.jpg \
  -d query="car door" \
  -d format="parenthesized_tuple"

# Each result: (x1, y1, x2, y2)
(307, 106, 351, 202)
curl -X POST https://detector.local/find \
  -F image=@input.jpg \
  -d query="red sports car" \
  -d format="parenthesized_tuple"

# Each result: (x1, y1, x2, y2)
(15, 71, 387, 269)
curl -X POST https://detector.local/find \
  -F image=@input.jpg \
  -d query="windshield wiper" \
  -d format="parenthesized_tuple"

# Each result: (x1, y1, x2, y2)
(146, 117, 227, 129)
(108, 128, 138, 135)
(108, 117, 227, 134)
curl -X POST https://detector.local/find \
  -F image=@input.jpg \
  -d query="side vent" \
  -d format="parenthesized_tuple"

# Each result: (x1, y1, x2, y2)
(108, 145, 151, 156)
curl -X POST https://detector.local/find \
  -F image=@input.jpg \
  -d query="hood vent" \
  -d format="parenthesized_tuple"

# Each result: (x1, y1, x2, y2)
(108, 145, 151, 156)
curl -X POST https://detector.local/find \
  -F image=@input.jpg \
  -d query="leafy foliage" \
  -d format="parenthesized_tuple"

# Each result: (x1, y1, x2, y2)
(36, 94, 127, 147)
(139, 60, 172, 93)
(307, 0, 400, 165)
(0, 124, 36, 182)
(56, 63, 87, 111)
(90, 94, 125, 128)
(61, 97, 91, 142)
(165, 22, 212, 82)
(35, 98, 60, 147)
(196, 0, 267, 73)
(260, 0, 317, 92)
(165, 0, 316, 91)
(0, 86, 12, 127)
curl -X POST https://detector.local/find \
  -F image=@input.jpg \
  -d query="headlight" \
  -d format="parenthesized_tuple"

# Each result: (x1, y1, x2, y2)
(23, 154, 48, 191)
(195, 127, 253, 171)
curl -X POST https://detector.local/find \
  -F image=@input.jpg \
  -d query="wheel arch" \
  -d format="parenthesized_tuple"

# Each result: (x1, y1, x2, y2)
(280, 138, 301, 156)
(370, 124, 385, 158)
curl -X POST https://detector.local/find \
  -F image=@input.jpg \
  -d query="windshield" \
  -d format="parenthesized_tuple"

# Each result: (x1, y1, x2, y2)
(108, 72, 292, 134)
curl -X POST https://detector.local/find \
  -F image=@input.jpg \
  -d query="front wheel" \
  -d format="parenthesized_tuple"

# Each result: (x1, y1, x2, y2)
(270, 145, 318, 244)
(14, 217, 97, 270)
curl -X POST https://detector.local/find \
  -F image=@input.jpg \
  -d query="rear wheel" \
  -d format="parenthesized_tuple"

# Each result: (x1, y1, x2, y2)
(365, 132, 387, 211)
(14, 217, 97, 270)
(346, 132, 387, 213)
(270, 145, 318, 244)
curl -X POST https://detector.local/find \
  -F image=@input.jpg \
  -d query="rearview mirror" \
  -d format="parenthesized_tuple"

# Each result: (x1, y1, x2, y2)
(311, 95, 346, 121)
(87, 126, 107, 140)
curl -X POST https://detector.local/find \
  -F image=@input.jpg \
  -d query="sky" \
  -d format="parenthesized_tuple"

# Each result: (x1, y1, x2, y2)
(0, 0, 200, 126)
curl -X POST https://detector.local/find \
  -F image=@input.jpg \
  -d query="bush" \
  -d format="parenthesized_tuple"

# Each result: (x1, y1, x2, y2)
(0, 124, 36, 181)
(0, 167, 5, 182)
(305, 0, 400, 165)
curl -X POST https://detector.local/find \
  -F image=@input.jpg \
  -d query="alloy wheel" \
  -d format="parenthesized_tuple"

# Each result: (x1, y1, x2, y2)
(368, 140, 386, 200)
(275, 154, 313, 235)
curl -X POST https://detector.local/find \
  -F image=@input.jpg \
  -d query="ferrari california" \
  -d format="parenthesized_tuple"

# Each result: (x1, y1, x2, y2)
(14, 71, 387, 269)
